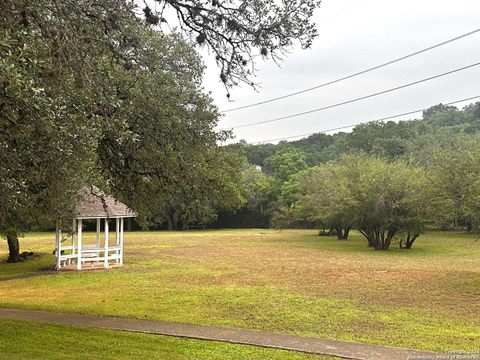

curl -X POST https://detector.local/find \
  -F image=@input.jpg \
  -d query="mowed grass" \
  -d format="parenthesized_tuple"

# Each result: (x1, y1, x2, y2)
(0, 229, 479, 353)
(0, 319, 329, 360)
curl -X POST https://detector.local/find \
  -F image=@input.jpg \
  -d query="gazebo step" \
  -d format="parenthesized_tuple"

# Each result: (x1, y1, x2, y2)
(59, 262, 124, 271)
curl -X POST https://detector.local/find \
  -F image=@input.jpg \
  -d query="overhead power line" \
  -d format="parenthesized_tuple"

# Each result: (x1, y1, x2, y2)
(221, 27, 480, 113)
(249, 94, 480, 145)
(219, 61, 480, 130)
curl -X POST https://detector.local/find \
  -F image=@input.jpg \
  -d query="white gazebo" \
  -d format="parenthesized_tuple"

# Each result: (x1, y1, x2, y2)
(54, 186, 136, 271)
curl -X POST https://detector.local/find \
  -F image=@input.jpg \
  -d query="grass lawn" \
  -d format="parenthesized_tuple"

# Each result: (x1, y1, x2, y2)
(0, 229, 479, 354)
(0, 318, 330, 359)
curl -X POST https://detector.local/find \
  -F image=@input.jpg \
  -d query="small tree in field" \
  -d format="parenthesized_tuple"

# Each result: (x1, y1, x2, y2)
(341, 155, 428, 250)
(295, 155, 428, 248)
(295, 163, 354, 240)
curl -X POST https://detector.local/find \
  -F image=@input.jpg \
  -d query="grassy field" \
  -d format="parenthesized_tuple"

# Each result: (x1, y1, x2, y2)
(0, 229, 479, 356)
(0, 318, 329, 360)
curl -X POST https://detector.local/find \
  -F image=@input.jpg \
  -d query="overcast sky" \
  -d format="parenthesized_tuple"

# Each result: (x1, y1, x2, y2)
(199, 0, 480, 144)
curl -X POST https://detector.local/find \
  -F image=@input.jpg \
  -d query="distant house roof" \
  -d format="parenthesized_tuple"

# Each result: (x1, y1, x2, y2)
(75, 186, 136, 219)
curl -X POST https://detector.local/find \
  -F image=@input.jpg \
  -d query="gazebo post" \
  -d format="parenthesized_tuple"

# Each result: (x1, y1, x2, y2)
(96, 218, 100, 248)
(115, 218, 120, 264)
(120, 217, 124, 265)
(104, 218, 109, 269)
(115, 218, 119, 245)
(55, 221, 61, 270)
(71, 219, 76, 264)
(77, 219, 83, 270)
(58, 222, 62, 268)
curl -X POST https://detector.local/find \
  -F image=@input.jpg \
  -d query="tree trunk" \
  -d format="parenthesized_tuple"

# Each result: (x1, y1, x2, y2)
(172, 211, 180, 230)
(166, 216, 173, 230)
(471, 222, 479, 234)
(6, 233, 21, 263)
(327, 226, 336, 236)
(335, 224, 350, 240)
(400, 232, 419, 249)
(384, 228, 397, 249)
(165, 209, 181, 230)
(361, 227, 396, 250)
(335, 225, 342, 239)
(359, 228, 375, 247)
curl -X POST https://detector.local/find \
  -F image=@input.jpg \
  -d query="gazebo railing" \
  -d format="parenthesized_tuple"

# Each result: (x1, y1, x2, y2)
(57, 246, 122, 268)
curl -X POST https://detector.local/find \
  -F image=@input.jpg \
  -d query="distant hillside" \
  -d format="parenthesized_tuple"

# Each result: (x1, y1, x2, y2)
(228, 101, 480, 167)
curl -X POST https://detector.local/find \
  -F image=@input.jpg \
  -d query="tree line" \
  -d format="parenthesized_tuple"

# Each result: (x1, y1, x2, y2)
(220, 102, 480, 250)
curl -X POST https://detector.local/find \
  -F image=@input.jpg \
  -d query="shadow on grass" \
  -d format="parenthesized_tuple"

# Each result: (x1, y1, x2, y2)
(0, 271, 57, 282)
(0, 254, 57, 281)
(300, 233, 436, 257)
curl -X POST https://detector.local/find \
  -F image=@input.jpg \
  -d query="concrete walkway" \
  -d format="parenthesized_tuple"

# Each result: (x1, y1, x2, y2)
(0, 308, 439, 360)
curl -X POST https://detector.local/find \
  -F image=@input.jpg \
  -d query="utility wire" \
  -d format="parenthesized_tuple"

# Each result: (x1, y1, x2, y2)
(221, 27, 480, 113)
(249, 94, 480, 144)
(219, 61, 480, 130)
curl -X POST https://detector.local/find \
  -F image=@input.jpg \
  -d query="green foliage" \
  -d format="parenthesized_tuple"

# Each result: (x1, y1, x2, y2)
(0, 0, 132, 251)
(215, 164, 274, 229)
(342, 120, 428, 159)
(264, 148, 308, 226)
(95, 29, 246, 230)
(264, 148, 308, 183)
(241, 165, 272, 212)
(341, 155, 428, 250)
(291, 132, 346, 166)
(228, 141, 277, 167)
(294, 164, 353, 239)
(294, 156, 428, 248)
(422, 104, 466, 127)
(421, 135, 480, 231)
(230, 133, 346, 168)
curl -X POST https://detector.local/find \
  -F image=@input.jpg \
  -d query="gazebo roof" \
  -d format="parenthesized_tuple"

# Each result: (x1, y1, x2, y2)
(75, 186, 136, 219)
